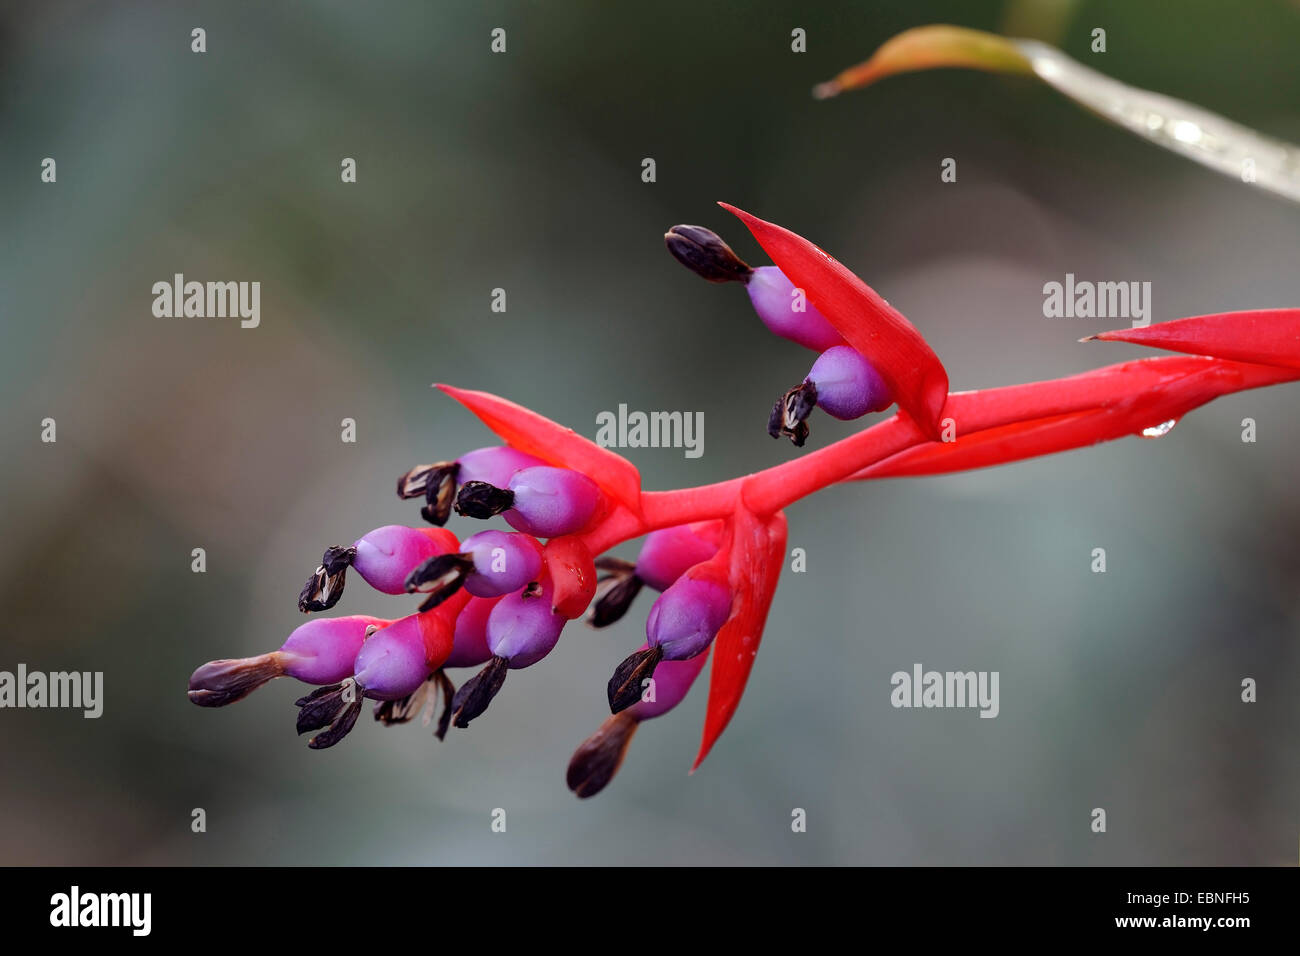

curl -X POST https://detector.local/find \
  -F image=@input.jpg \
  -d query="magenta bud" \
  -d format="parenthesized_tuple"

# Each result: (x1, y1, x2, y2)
(746, 266, 844, 352)
(280, 615, 385, 685)
(501, 466, 601, 538)
(805, 345, 891, 420)
(446, 595, 500, 669)
(486, 582, 566, 669)
(635, 524, 722, 591)
(646, 576, 732, 661)
(456, 446, 546, 489)
(187, 614, 385, 707)
(628, 647, 710, 720)
(460, 530, 543, 597)
(353, 615, 433, 700)
(351, 525, 450, 595)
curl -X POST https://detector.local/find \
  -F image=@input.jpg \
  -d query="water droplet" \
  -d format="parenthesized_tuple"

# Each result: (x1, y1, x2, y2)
(1140, 418, 1178, 439)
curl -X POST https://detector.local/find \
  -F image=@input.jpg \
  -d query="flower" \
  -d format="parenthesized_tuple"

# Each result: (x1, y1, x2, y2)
(187, 206, 1300, 797)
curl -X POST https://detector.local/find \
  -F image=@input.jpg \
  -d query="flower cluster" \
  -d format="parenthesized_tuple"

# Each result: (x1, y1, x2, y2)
(189, 202, 1300, 797)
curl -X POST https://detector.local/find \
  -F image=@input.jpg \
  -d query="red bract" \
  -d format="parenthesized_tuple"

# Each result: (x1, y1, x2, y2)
(190, 209, 1300, 796)
(720, 203, 950, 439)
(850, 355, 1300, 480)
(1084, 308, 1300, 370)
(694, 507, 787, 770)
(435, 384, 643, 513)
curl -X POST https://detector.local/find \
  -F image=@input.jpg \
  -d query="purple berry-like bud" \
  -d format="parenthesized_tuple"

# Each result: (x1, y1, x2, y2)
(279, 615, 380, 685)
(805, 345, 891, 420)
(298, 526, 451, 612)
(352, 614, 434, 701)
(588, 524, 722, 629)
(460, 530, 543, 597)
(187, 614, 383, 707)
(746, 266, 844, 352)
(646, 576, 731, 661)
(608, 575, 730, 713)
(351, 525, 450, 595)
(397, 447, 543, 526)
(635, 524, 722, 591)
(448, 583, 567, 729)
(455, 446, 546, 488)
(486, 582, 566, 668)
(568, 647, 710, 798)
(769, 346, 892, 445)
(502, 466, 601, 538)
(627, 647, 711, 721)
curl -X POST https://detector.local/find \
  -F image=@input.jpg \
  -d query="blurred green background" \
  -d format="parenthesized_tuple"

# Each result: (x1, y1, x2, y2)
(1, 0, 1298, 865)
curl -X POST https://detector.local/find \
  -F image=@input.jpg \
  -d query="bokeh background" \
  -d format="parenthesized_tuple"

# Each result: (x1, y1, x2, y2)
(1, 0, 1298, 865)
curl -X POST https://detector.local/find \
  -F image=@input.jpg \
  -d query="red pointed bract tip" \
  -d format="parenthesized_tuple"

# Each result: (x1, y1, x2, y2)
(1085, 309, 1300, 371)
(718, 202, 950, 439)
(434, 384, 642, 513)
(692, 507, 788, 772)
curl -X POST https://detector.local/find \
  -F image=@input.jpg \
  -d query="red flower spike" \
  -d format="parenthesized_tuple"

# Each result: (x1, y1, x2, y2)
(543, 536, 598, 619)
(1084, 308, 1300, 370)
(719, 202, 950, 439)
(693, 507, 788, 771)
(434, 384, 643, 513)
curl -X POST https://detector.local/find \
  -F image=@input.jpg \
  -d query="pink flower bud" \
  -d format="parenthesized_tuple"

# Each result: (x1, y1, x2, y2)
(746, 266, 844, 352)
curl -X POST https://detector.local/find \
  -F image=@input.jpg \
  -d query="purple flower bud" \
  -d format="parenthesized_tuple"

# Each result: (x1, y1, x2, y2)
(769, 346, 891, 445)
(352, 614, 434, 701)
(351, 525, 450, 595)
(746, 266, 843, 352)
(805, 345, 891, 420)
(187, 614, 382, 708)
(455, 466, 601, 538)
(607, 575, 731, 713)
(486, 582, 566, 668)
(455, 446, 546, 488)
(646, 576, 731, 661)
(567, 647, 710, 798)
(404, 530, 542, 611)
(396, 447, 544, 526)
(460, 530, 543, 597)
(503, 466, 601, 537)
(635, 524, 722, 591)
(588, 524, 722, 628)
(627, 647, 711, 720)
(449, 584, 566, 729)
(298, 526, 452, 612)
(279, 616, 380, 685)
